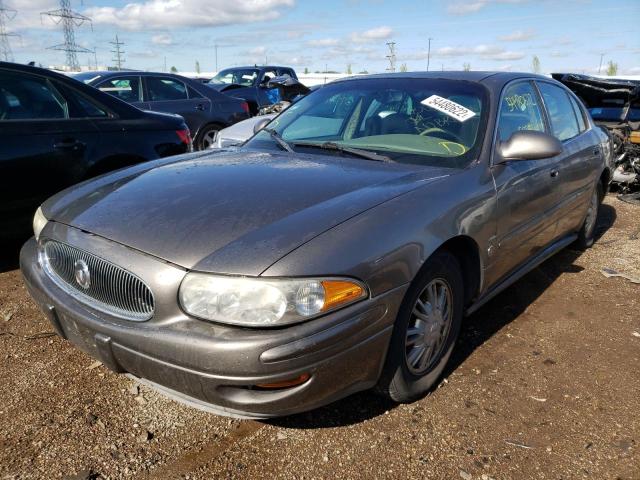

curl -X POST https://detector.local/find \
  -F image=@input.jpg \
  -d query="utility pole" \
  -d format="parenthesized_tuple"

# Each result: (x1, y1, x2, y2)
(426, 37, 432, 71)
(0, 0, 18, 62)
(94, 49, 98, 70)
(386, 41, 396, 72)
(110, 34, 125, 70)
(41, 0, 93, 71)
(164, 55, 167, 72)
(598, 53, 604, 74)
(214, 44, 218, 72)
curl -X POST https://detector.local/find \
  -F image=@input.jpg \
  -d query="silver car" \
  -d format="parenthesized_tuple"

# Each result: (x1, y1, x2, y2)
(21, 72, 612, 418)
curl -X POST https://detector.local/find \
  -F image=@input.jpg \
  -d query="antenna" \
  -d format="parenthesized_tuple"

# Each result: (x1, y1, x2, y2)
(41, 0, 93, 71)
(0, 0, 19, 62)
(110, 34, 124, 70)
(386, 41, 396, 72)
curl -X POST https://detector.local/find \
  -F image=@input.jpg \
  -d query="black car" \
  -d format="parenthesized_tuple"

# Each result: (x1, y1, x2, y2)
(207, 66, 298, 114)
(75, 71, 251, 150)
(0, 61, 191, 239)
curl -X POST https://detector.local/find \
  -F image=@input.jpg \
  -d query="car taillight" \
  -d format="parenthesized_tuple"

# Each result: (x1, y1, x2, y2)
(176, 129, 191, 145)
(240, 102, 250, 114)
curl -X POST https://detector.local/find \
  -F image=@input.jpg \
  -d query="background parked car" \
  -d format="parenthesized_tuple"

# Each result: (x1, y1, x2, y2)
(207, 66, 298, 114)
(0, 61, 191, 239)
(74, 71, 250, 150)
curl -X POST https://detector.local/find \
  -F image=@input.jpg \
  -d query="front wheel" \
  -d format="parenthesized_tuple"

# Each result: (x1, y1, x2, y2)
(576, 181, 603, 249)
(376, 251, 464, 403)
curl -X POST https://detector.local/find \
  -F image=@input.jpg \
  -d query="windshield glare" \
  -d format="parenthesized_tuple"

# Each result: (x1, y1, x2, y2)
(246, 78, 487, 168)
(210, 69, 259, 86)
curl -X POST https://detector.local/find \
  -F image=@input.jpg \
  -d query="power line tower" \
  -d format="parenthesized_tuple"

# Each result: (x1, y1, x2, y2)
(0, 0, 19, 62)
(386, 41, 396, 72)
(41, 0, 93, 71)
(110, 34, 124, 70)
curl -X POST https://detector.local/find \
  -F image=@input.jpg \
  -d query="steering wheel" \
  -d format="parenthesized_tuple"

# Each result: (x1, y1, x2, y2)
(419, 127, 463, 144)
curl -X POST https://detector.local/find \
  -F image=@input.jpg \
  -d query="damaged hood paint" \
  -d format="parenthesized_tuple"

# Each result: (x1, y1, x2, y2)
(42, 150, 451, 275)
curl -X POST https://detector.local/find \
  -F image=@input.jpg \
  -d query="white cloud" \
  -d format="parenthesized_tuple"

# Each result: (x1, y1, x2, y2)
(84, 0, 295, 31)
(447, 0, 530, 15)
(349, 26, 393, 43)
(307, 38, 341, 47)
(498, 29, 536, 42)
(550, 51, 568, 58)
(151, 34, 173, 45)
(427, 44, 525, 61)
(447, 1, 487, 15)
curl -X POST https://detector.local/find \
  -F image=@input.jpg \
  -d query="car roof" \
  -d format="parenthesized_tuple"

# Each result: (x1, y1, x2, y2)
(333, 71, 551, 86)
(219, 66, 292, 71)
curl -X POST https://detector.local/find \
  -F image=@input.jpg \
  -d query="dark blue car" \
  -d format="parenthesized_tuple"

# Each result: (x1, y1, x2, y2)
(207, 66, 298, 114)
(75, 71, 250, 150)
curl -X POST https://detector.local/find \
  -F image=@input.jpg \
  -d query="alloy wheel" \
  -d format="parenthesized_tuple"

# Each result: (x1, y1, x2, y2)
(404, 278, 453, 375)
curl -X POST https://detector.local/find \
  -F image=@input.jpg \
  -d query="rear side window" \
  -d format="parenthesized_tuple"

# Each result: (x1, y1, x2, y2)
(568, 94, 587, 132)
(497, 81, 546, 142)
(0, 70, 68, 120)
(146, 77, 188, 101)
(97, 77, 141, 103)
(537, 82, 580, 141)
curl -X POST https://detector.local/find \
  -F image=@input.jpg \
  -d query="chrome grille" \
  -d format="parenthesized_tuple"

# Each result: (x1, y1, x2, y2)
(42, 240, 154, 321)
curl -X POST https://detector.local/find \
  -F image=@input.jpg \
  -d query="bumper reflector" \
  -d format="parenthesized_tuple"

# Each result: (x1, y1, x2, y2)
(255, 373, 310, 390)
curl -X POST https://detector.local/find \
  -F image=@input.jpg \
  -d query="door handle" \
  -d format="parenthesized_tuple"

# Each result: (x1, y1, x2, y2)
(53, 139, 85, 151)
(194, 104, 205, 111)
(550, 169, 559, 178)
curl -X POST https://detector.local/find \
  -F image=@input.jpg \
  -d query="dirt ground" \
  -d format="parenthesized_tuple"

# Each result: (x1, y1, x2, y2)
(0, 195, 638, 480)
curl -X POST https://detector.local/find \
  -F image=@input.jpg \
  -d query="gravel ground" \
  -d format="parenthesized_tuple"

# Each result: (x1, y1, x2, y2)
(1, 195, 638, 480)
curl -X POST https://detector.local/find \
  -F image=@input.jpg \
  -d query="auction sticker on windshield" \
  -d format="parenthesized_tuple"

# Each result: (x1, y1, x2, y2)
(421, 95, 476, 122)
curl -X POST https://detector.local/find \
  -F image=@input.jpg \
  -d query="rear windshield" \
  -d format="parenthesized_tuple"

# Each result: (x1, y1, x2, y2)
(209, 69, 259, 87)
(246, 77, 488, 168)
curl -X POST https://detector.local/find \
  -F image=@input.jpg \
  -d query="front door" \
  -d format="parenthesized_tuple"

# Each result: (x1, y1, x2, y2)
(487, 80, 562, 285)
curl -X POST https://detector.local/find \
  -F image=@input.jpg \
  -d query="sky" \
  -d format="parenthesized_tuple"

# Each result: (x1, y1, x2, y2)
(2, 0, 639, 75)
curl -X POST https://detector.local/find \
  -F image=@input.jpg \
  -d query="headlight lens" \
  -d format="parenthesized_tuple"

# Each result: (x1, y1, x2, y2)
(179, 274, 367, 327)
(33, 207, 48, 241)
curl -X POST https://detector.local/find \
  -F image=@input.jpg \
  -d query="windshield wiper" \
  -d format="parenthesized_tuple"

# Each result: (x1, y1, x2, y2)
(263, 127, 294, 153)
(293, 141, 392, 162)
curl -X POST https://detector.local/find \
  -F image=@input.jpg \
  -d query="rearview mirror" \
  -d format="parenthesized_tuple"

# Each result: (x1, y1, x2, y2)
(498, 131, 562, 162)
(253, 117, 272, 134)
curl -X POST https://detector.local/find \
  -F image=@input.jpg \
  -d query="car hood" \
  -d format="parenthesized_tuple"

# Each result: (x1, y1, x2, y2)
(43, 150, 452, 275)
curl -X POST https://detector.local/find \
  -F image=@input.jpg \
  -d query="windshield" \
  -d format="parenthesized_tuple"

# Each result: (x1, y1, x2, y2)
(209, 68, 259, 87)
(245, 78, 487, 168)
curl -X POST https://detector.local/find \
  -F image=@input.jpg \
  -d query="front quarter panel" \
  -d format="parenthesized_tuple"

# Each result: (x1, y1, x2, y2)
(262, 165, 497, 299)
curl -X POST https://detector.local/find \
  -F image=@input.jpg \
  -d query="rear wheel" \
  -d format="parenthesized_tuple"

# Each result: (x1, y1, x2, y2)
(377, 251, 464, 403)
(195, 124, 222, 150)
(576, 181, 603, 249)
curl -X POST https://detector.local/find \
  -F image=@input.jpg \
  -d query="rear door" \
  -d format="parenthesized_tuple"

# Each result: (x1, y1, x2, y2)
(94, 75, 147, 110)
(0, 68, 98, 232)
(488, 80, 561, 282)
(142, 75, 210, 133)
(535, 80, 600, 236)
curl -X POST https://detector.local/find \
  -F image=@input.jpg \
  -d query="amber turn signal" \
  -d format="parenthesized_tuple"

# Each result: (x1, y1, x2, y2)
(256, 373, 311, 390)
(321, 280, 365, 311)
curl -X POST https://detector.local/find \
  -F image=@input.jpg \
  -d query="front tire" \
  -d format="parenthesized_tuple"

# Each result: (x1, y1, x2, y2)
(377, 251, 464, 403)
(576, 181, 603, 249)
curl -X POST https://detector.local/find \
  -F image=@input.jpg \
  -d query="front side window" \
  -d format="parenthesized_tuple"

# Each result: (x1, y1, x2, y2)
(0, 70, 68, 121)
(497, 81, 545, 142)
(246, 78, 488, 168)
(97, 77, 141, 103)
(537, 82, 580, 142)
(146, 77, 188, 101)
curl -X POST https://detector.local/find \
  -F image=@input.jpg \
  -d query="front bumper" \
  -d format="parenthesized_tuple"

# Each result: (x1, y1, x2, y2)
(20, 230, 407, 418)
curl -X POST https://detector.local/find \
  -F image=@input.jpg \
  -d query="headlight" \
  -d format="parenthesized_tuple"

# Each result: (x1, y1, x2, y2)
(33, 207, 48, 241)
(179, 274, 367, 327)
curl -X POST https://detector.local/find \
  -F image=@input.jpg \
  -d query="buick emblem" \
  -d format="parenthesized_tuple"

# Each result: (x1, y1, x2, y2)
(74, 259, 91, 290)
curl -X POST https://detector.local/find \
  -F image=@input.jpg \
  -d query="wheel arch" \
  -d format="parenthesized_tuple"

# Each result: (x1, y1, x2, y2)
(420, 235, 482, 308)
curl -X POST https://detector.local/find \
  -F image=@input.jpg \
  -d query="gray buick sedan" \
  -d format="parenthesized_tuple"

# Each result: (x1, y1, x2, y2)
(21, 72, 612, 418)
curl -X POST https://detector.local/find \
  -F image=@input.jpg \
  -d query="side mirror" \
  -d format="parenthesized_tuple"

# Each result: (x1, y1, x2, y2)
(253, 117, 272, 134)
(498, 131, 563, 162)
